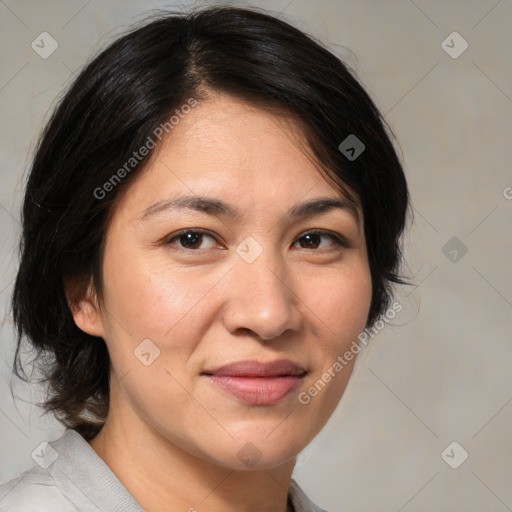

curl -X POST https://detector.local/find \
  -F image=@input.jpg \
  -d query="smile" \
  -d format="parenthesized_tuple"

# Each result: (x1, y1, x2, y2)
(201, 359, 307, 405)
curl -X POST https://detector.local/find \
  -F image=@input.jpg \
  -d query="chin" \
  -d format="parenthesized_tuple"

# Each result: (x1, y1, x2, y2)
(203, 430, 306, 471)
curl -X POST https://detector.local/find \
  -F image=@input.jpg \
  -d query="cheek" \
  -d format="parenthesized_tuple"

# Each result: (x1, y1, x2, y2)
(295, 267, 372, 426)
(102, 243, 177, 330)
(100, 246, 225, 353)
(311, 266, 372, 348)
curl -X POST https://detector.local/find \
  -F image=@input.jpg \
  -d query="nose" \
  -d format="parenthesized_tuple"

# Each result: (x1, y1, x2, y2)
(221, 245, 303, 342)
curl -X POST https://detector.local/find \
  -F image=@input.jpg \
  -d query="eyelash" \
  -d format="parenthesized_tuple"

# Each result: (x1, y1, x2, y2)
(164, 229, 350, 252)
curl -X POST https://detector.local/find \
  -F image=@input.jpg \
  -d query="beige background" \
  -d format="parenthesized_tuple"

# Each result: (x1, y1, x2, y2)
(1, 1, 511, 510)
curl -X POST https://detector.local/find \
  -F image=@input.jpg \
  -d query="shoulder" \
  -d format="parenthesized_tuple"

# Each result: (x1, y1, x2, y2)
(0, 467, 77, 512)
(289, 478, 331, 512)
(1, 429, 144, 512)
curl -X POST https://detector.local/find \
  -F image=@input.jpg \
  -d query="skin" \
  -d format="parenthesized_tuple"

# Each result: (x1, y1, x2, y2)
(70, 93, 372, 512)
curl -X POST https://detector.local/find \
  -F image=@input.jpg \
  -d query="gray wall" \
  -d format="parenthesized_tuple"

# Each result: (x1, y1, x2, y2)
(1, 1, 511, 510)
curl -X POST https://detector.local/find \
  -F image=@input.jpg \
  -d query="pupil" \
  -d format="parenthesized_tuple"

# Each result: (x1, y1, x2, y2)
(303, 234, 318, 248)
(184, 232, 200, 247)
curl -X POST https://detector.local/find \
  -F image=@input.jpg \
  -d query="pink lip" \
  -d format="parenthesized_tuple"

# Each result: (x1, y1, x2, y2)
(202, 360, 307, 405)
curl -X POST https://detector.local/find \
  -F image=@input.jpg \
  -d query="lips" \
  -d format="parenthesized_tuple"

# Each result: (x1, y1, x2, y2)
(201, 360, 307, 405)
(203, 359, 307, 378)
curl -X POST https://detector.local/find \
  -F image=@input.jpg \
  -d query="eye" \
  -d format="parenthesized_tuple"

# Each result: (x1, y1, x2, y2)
(164, 229, 350, 252)
(165, 229, 222, 250)
(292, 230, 350, 250)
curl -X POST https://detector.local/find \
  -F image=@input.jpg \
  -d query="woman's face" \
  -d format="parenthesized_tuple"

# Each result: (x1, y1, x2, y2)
(79, 93, 372, 469)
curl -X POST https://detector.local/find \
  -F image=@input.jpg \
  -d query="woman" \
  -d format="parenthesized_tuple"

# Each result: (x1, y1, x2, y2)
(0, 5, 409, 511)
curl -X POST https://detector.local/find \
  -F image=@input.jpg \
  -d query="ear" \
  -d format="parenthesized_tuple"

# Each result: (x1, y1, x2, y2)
(63, 277, 105, 338)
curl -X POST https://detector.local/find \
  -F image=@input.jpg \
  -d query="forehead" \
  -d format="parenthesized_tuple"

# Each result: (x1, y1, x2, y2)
(158, 94, 318, 174)
(112, 94, 361, 222)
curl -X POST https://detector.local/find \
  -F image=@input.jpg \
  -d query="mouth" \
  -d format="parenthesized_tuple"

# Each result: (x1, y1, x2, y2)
(201, 359, 307, 406)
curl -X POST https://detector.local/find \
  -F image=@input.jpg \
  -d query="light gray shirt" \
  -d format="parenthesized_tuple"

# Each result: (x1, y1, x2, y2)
(0, 430, 329, 512)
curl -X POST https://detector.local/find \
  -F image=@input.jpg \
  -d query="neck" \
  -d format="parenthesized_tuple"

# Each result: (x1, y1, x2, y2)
(88, 416, 296, 512)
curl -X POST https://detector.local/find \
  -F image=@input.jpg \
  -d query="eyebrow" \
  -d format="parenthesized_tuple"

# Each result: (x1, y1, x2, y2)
(139, 194, 360, 224)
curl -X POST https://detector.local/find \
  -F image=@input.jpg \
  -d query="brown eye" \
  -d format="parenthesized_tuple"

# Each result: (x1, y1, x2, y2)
(294, 231, 349, 250)
(166, 230, 219, 250)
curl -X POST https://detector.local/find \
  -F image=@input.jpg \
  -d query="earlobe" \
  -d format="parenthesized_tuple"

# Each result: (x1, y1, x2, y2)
(72, 298, 105, 338)
(64, 278, 105, 338)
